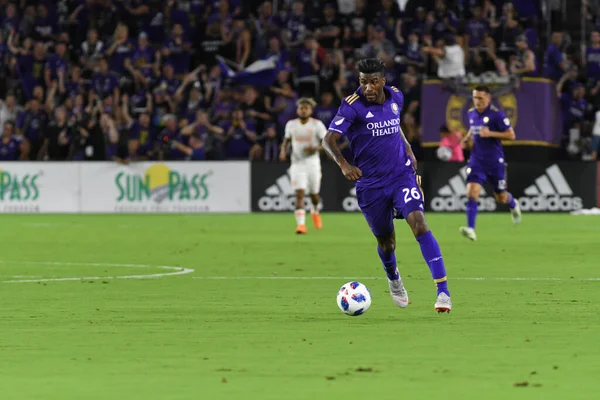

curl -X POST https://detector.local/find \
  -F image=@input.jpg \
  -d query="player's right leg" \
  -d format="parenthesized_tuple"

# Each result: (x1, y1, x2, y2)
(356, 186, 409, 308)
(490, 166, 521, 224)
(307, 168, 322, 230)
(460, 177, 483, 241)
(290, 165, 308, 234)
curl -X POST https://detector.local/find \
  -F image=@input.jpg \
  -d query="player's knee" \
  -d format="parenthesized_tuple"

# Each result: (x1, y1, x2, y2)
(412, 221, 429, 237)
(379, 240, 395, 254)
(411, 220, 429, 237)
(495, 192, 507, 203)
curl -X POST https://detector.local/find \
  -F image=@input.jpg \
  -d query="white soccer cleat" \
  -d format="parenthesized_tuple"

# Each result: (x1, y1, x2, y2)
(511, 202, 522, 224)
(388, 278, 409, 308)
(435, 292, 452, 313)
(459, 226, 477, 241)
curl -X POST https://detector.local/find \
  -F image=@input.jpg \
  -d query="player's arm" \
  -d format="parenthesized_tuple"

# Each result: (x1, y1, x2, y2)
(323, 104, 361, 180)
(480, 127, 515, 140)
(399, 126, 417, 170)
(322, 131, 361, 181)
(461, 128, 473, 147)
(279, 121, 292, 161)
(480, 114, 516, 140)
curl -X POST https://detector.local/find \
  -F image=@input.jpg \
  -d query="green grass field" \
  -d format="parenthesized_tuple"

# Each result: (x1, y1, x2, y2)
(0, 213, 599, 399)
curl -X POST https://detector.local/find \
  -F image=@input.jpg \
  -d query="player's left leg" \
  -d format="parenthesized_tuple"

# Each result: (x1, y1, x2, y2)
(307, 168, 322, 230)
(290, 164, 308, 234)
(406, 211, 451, 313)
(393, 177, 451, 313)
(356, 186, 408, 308)
(490, 166, 521, 224)
(294, 189, 307, 234)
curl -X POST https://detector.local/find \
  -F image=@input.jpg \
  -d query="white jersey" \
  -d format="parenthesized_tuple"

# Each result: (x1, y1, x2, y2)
(285, 118, 327, 165)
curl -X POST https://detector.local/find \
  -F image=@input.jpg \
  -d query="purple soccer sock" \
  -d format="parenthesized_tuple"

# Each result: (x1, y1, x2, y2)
(377, 246, 399, 280)
(416, 231, 450, 296)
(506, 192, 517, 209)
(466, 198, 478, 229)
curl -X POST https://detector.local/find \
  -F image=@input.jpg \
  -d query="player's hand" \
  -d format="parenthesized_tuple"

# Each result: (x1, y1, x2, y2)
(409, 153, 417, 171)
(480, 127, 491, 137)
(341, 161, 362, 181)
(279, 151, 286, 161)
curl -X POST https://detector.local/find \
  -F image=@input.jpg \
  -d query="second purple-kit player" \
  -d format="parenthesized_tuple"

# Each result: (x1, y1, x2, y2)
(322, 58, 451, 313)
(459, 86, 522, 241)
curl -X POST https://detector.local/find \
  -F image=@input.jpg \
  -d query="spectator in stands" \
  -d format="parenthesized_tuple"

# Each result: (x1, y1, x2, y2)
(359, 25, 396, 59)
(422, 33, 466, 79)
(315, 4, 342, 50)
(510, 35, 538, 77)
(0, 120, 27, 160)
(315, 91, 337, 126)
(17, 97, 47, 160)
(0, 93, 22, 129)
(255, 122, 280, 161)
(585, 31, 600, 85)
(171, 133, 206, 161)
(438, 124, 464, 162)
(402, 32, 425, 72)
(222, 107, 257, 160)
(543, 32, 566, 81)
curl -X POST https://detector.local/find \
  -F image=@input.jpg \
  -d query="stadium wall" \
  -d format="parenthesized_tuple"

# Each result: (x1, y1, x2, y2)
(0, 161, 596, 214)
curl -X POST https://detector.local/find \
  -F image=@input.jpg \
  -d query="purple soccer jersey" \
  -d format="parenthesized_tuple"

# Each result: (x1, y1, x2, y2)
(467, 105, 512, 193)
(328, 86, 423, 236)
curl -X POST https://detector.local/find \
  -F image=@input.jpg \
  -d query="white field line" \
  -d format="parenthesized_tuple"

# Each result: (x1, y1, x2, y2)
(191, 276, 600, 282)
(0, 260, 194, 283)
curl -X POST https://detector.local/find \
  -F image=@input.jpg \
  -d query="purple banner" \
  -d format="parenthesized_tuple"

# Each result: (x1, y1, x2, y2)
(420, 78, 562, 146)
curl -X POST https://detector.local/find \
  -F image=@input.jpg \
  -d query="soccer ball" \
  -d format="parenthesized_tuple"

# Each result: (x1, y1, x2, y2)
(336, 281, 372, 316)
(436, 146, 453, 161)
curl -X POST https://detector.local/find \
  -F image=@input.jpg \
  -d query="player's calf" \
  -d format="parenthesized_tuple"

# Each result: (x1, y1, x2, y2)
(407, 211, 451, 310)
(376, 234, 409, 308)
(294, 190, 307, 234)
(495, 191, 521, 224)
(309, 193, 322, 230)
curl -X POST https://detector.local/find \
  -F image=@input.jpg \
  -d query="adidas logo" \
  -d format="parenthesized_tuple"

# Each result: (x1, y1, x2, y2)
(258, 170, 323, 211)
(366, 112, 374, 119)
(431, 166, 497, 211)
(520, 164, 582, 211)
(342, 186, 360, 212)
(523, 164, 572, 196)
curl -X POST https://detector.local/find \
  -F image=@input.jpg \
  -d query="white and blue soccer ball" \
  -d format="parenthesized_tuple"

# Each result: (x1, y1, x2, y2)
(436, 146, 453, 161)
(336, 281, 372, 316)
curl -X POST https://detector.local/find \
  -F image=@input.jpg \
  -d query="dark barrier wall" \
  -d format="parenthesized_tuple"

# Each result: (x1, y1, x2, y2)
(251, 162, 598, 213)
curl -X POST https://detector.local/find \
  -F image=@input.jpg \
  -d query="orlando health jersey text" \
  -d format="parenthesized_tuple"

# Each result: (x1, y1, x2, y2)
(328, 86, 412, 188)
(467, 105, 512, 167)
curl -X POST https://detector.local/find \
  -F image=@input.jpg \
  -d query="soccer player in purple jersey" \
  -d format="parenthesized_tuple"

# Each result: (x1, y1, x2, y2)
(322, 58, 451, 313)
(459, 86, 522, 241)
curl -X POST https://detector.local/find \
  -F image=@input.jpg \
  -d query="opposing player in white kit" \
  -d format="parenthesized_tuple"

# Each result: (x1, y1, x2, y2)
(279, 98, 327, 234)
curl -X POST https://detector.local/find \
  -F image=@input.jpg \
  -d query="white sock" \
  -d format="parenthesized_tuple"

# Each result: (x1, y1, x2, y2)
(310, 203, 319, 214)
(295, 209, 306, 225)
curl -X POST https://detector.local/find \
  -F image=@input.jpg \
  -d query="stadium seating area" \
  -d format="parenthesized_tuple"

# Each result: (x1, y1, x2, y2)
(2, 0, 597, 162)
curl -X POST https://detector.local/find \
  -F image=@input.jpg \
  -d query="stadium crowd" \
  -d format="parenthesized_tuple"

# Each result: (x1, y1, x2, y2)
(1, 0, 596, 162)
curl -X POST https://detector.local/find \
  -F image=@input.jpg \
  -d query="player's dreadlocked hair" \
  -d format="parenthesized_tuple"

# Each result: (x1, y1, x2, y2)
(356, 58, 386, 75)
(296, 97, 317, 108)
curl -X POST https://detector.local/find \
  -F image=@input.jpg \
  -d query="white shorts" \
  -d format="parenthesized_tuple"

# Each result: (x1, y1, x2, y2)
(290, 164, 322, 194)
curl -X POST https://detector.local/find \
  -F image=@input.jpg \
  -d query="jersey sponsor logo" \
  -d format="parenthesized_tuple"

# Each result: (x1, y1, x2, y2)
(257, 170, 323, 211)
(366, 118, 400, 137)
(334, 117, 345, 126)
(430, 166, 497, 211)
(519, 164, 582, 211)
